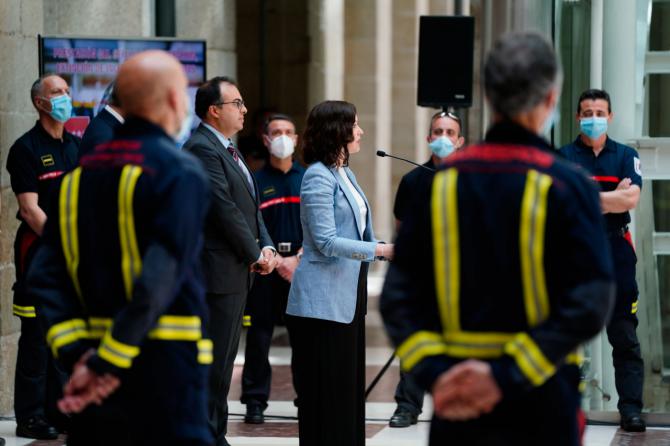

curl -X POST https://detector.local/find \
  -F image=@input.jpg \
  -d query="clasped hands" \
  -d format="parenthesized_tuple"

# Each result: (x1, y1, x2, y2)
(431, 359, 502, 421)
(250, 247, 278, 275)
(58, 349, 120, 414)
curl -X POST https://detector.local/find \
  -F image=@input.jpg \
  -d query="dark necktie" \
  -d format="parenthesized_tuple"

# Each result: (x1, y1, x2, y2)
(227, 146, 239, 162)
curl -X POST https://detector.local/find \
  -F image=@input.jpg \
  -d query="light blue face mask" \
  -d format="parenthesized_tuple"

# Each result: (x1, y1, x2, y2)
(429, 136, 455, 159)
(580, 117, 608, 139)
(46, 94, 73, 122)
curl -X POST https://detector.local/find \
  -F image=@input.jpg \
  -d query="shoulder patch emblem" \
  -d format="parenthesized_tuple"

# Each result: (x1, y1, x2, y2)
(634, 157, 641, 176)
(41, 154, 55, 167)
(262, 186, 276, 196)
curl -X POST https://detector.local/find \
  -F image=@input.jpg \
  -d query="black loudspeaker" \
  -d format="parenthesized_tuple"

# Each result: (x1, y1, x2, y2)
(417, 16, 475, 108)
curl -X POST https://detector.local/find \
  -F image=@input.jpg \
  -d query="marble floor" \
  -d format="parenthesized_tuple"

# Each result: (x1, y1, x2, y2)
(0, 275, 666, 445)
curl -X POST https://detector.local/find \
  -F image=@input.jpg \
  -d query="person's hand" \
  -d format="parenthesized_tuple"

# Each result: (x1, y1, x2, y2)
(375, 243, 394, 260)
(616, 178, 632, 190)
(257, 248, 278, 275)
(277, 255, 299, 282)
(383, 243, 394, 260)
(58, 350, 121, 414)
(432, 360, 502, 421)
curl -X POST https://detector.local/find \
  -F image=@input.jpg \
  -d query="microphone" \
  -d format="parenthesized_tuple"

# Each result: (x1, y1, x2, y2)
(376, 150, 435, 172)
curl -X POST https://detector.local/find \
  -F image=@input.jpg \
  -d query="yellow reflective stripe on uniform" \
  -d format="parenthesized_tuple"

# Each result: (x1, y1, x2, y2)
(197, 339, 214, 364)
(98, 331, 140, 369)
(118, 165, 143, 301)
(504, 332, 556, 386)
(46, 318, 88, 357)
(397, 331, 447, 371)
(519, 169, 552, 327)
(148, 315, 202, 341)
(631, 300, 638, 314)
(88, 317, 113, 339)
(442, 331, 516, 359)
(13, 304, 36, 318)
(59, 168, 83, 300)
(432, 168, 460, 334)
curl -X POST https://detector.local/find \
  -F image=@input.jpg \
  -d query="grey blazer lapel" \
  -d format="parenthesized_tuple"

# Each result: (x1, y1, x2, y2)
(330, 166, 364, 239)
(199, 126, 257, 201)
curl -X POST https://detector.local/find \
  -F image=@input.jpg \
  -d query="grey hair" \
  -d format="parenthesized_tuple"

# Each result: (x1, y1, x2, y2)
(30, 73, 57, 107)
(484, 32, 561, 118)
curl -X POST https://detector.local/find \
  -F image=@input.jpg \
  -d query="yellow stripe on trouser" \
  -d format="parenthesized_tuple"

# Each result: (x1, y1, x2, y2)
(118, 165, 143, 301)
(148, 315, 202, 341)
(504, 332, 556, 386)
(519, 170, 552, 327)
(432, 168, 461, 334)
(98, 331, 140, 369)
(59, 167, 83, 300)
(197, 339, 214, 364)
(13, 304, 36, 318)
(46, 318, 88, 357)
(631, 300, 638, 314)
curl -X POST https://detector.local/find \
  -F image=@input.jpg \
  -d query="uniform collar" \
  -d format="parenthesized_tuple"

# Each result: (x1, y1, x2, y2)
(485, 120, 553, 152)
(573, 134, 616, 154)
(266, 160, 300, 175)
(117, 116, 173, 141)
(34, 120, 73, 143)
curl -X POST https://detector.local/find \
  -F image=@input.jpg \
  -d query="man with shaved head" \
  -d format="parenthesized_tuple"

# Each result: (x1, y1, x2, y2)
(6, 73, 79, 440)
(27, 50, 213, 445)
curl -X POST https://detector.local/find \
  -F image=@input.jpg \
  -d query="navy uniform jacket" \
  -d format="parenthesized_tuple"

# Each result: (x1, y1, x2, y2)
(381, 121, 615, 405)
(559, 136, 642, 233)
(5, 121, 80, 318)
(26, 118, 212, 441)
(255, 161, 305, 252)
(393, 158, 436, 222)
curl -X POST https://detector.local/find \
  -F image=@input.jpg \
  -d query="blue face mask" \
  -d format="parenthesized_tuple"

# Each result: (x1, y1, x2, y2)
(429, 136, 455, 159)
(46, 94, 73, 122)
(580, 117, 608, 139)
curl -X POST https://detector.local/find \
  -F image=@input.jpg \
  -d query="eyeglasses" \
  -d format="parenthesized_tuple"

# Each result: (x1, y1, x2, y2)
(213, 99, 245, 110)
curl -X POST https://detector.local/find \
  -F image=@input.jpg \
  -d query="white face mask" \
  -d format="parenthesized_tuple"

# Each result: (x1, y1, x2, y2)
(269, 134, 295, 159)
(174, 94, 194, 146)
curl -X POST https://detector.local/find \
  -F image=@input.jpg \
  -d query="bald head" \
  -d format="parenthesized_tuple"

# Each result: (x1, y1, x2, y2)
(115, 50, 188, 136)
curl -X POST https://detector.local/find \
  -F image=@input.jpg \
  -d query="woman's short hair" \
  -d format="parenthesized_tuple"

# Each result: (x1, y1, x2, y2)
(302, 100, 357, 166)
(484, 32, 560, 118)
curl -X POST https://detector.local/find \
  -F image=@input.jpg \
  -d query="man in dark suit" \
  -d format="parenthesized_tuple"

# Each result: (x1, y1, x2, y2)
(184, 76, 277, 446)
(79, 82, 124, 157)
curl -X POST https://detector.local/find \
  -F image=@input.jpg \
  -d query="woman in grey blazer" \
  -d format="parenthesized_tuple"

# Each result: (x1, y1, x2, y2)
(286, 101, 393, 446)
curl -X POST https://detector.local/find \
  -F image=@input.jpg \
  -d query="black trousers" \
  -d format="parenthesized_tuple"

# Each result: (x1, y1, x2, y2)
(241, 271, 292, 407)
(394, 371, 425, 415)
(287, 263, 368, 446)
(206, 291, 247, 446)
(429, 366, 582, 446)
(607, 234, 644, 416)
(66, 342, 211, 446)
(14, 316, 67, 428)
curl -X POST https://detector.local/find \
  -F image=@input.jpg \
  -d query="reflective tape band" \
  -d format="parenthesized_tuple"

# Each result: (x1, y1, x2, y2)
(13, 304, 36, 318)
(197, 339, 213, 364)
(118, 165, 143, 301)
(46, 318, 88, 357)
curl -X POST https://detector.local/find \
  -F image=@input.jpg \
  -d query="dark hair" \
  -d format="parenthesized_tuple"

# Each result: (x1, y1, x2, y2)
(484, 32, 560, 117)
(429, 110, 462, 136)
(195, 76, 237, 120)
(302, 101, 356, 166)
(577, 89, 611, 114)
(264, 113, 296, 134)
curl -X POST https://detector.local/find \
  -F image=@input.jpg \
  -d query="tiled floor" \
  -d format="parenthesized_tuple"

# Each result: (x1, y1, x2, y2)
(0, 275, 667, 445)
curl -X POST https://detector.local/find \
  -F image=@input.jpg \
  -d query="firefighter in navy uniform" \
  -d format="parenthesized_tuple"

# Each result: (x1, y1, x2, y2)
(559, 88, 645, 432)
(389, 110, 465, 428)
(241, 113, 305, 423)
(380, 32, 615, 446)
(26, 51, 213, 446)
(5, 73, 79, 440)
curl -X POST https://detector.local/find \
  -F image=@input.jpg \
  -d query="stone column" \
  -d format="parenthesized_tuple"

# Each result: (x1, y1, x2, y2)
(307, 0, 344, 105)
(176, 0, 237, 79)
(0, 0, 45, 414)
(344, 0, 393, 242)
(43, 0, 154, 36)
